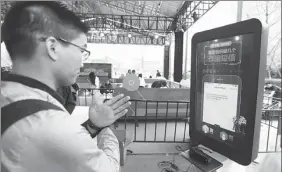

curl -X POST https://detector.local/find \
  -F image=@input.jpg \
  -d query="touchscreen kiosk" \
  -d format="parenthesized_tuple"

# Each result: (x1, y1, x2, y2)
(189, 18, 268, 166)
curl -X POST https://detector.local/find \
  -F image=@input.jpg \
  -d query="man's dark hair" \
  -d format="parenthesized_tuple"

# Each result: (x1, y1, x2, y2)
(161, 80, 167, 87)
(132, 70, 136, 74)
(2, 1, 89, 59)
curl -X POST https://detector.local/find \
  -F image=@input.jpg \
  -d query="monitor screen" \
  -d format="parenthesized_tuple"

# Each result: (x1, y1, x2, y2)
(194, 33, 253, 147)
(202, 82, 239, 132)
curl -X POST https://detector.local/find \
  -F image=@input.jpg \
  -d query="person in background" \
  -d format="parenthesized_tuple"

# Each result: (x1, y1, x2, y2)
(132, 69, 136, 75)
(88, 71, 100, 88)
(126, 69, 132, 75)
(100, 79, 113, 95)
(149, 75, 152, 79)
(104, 79, 113, 90)
(151, 80, 162, 88)
(138, 73, 146, 88)
(87, 71, 100, 95)
(156, 70, 161, 78)
(160, 80, 168, 88)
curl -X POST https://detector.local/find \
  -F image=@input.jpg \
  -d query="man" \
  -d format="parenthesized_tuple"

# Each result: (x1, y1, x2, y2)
(126, 69, 132, 75)
(156, 70, 161, 78)
(1, 2, 130, 172)
(160, 80, 168, 88)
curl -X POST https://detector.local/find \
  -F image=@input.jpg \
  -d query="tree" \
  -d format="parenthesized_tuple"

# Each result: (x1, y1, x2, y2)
(243, 1, 281, 79)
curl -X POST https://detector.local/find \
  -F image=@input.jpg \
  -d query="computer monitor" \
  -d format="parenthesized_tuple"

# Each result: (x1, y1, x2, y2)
(189, 18, 268, 166)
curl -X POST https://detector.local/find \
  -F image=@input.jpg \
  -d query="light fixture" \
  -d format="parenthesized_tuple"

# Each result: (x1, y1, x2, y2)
(235, 36, 240, 41)
(100, 32, 105, 37)
(154, 35, 159, 39)
(128, 33, 132, 38)
(214, 39, 218, 42)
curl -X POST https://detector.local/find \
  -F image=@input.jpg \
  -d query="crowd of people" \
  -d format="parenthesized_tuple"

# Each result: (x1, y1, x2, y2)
(125, 69, 166, 88)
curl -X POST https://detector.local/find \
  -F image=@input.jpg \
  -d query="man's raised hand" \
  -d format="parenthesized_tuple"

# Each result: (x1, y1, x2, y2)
(89, 94, 131, 128)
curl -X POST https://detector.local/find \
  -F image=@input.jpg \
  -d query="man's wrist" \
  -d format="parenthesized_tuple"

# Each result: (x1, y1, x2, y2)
(87, 119, 103, 137)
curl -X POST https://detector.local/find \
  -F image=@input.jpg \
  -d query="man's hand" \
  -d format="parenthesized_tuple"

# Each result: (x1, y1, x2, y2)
(89, 94, 131, 128)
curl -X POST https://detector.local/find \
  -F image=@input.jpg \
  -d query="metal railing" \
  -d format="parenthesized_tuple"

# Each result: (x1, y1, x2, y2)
(260, 109, 281, 153)
(114, 99, 190, 143)
(76, 88, 115, 105)
(263, 96, 281, 110)
(75, 88, 281, 152)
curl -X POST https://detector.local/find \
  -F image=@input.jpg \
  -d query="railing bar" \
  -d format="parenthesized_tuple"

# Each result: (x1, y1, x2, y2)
(134, 100, 137, 141)
(183, 103, 189, 142)
(174, 103, 179, 142)
(275, 116, 281, 151)
(85, 89, 87, 106)
(144, 101, 148, 141)
(164, 102, 169, 142)
(266, 111, 271, 152)
(154, 102, 159, 142)
(124, 109, 127, 130)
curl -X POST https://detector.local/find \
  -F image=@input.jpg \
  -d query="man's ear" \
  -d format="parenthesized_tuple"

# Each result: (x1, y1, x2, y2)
(45, 37, 59, 61)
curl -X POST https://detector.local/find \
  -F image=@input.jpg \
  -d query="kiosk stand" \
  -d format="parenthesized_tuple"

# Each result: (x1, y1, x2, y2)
(186, 18, 268, 171)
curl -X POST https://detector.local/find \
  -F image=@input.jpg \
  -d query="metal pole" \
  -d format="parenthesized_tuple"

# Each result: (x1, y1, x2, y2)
(184, 31, 188, 79)
(237, 1, 243, 22)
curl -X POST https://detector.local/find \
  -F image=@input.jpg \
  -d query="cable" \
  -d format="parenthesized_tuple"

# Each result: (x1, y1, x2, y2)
(175, 145, 186, 152)
(185, 163, 192, 172)
(158, 158, 186, 172)
(158, 145, 192, 172)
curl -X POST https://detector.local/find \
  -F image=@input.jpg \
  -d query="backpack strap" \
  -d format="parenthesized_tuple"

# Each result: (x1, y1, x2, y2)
(1, 99, 64, 134)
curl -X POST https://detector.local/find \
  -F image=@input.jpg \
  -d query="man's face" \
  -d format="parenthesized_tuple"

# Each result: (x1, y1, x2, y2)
(51, 33, 88, 87)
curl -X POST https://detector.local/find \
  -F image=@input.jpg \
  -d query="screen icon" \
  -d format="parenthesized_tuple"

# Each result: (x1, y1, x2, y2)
(202, 125, 209, 134)
(209, 128, 214, 134)
(228, 135, 234, 142)
(220, 131, 228, 141)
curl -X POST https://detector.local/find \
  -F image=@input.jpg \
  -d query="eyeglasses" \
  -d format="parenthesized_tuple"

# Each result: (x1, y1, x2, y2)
(39, 37, 91, 61)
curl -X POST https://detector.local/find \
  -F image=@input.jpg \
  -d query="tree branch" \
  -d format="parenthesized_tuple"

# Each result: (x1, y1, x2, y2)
(267, 1, 280, 16)
(269, 32, 281, 44)
(268, 18, 281, 28)
(268, 40, 281, 68)
(268, 39, 281, 56)
(256, 2, 266, 14)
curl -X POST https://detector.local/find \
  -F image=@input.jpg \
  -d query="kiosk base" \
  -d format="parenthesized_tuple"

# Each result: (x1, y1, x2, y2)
(181, 149, 223, 172)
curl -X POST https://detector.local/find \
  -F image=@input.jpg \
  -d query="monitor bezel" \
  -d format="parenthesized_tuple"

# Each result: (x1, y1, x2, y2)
(190, 18, 263, 166)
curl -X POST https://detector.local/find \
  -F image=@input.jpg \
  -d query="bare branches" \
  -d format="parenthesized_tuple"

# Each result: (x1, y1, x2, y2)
(268, 18, 281, 28)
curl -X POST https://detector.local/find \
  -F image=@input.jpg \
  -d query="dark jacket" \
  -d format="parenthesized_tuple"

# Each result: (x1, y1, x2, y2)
(57, 86, 77, 114)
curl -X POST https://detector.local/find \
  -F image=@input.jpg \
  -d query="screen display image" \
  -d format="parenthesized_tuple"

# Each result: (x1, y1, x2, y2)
(202, 82, 239, 132)
(204, 37, 242, 65)
(194, 33, 255, 143)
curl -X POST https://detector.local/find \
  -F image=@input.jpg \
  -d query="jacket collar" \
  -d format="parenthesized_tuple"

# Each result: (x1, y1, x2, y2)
(1, 73, 65, 105)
